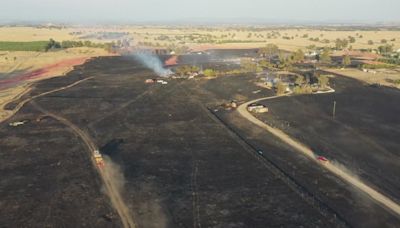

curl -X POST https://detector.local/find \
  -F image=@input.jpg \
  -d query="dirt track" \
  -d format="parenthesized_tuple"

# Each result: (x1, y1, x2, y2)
(2, 55, 399, 227)
(1, 75, 135, 227)
(31, 101, 135, 228)
(0, 77, 93, 123)
(237, 95, 400, 217)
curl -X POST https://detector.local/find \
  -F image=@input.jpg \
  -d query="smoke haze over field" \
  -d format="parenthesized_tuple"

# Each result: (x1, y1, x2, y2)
(1, 0, 400, 24)
(132, 51, 172, 77)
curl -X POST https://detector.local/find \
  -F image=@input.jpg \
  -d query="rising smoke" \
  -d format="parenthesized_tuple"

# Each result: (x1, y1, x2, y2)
(133, 50, 172, 77)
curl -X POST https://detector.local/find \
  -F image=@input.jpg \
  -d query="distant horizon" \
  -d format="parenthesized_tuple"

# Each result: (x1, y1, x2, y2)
(1, 0, 400, 26)
(2, 18, 400, 27)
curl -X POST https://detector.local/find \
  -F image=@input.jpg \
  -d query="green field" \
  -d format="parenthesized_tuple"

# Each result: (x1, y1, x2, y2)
(0, 41, 49, 51)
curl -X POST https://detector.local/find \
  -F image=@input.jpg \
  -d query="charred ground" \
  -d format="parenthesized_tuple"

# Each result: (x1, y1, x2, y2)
(0, 55, 399, 227)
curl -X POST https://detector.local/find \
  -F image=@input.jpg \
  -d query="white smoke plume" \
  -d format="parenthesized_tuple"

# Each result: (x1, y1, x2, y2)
(133, 50, 172, 77)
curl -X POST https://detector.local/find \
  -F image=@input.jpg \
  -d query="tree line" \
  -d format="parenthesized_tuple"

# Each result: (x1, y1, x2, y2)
(0, 39, 115, 52)
(47, 39, 114, 52)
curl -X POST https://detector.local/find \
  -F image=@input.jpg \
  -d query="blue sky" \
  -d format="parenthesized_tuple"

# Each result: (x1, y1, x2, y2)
(1, 0, 399, 24)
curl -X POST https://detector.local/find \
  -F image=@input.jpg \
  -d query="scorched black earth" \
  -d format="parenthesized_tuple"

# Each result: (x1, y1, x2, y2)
(0, 56, 345, 227)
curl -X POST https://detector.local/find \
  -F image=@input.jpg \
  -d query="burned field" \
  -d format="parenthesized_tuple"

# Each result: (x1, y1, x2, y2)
(0, 55, 399, 227)
(255, 76, 400, 201)
(0, 102, 122, 227)
(216, 75, 400, 227)
(199, 76, 400, 226)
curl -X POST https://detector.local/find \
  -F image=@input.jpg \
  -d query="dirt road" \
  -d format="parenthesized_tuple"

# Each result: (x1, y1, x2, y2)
(237, 95, 400, 218)
(32, 102, 136, 228)
(0, 77, 93, 123)
(3, 76, 135, 227)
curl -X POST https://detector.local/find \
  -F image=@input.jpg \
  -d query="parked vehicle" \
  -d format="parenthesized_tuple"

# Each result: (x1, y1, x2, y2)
(316, 155, 329, 163)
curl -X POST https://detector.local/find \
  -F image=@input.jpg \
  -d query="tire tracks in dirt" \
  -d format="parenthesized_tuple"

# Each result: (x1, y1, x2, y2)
(237, 94, 400, 218)
(31, 101, 136, 228)
(1, 77, 93, 123)
(4, 76, 136, 228)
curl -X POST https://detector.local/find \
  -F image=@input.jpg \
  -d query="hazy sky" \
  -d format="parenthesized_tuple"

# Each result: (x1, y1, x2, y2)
(1, 0, 399, 24)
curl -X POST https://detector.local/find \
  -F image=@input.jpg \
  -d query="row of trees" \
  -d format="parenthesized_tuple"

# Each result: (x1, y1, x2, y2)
(335, 38, 349, 50)
(202, 68, 244, 77)
(44, 39, 114, 52)
(278, 74, 329, 95)
(0, 41, 49, 52)
(292, 74, 330, 94)
(174, 65, 199, 76)
(45, 39, 61, 50)
(258, 44, 303, 70)
(240, 59, 262, 73)
(378, 44, 394, 54)
(0, 39, 114, 52)
(258, 44, 335, 69)
(258, 44, 279, 61)
(294, 74, 329, 88)
(60, 40, 114, 51)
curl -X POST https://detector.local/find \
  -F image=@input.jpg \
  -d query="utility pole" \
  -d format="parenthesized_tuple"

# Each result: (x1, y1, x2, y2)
(333, 100, 336, 119)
